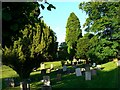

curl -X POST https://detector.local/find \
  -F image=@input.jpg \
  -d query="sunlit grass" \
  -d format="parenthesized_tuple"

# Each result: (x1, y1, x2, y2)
(1, 61, 119, 89)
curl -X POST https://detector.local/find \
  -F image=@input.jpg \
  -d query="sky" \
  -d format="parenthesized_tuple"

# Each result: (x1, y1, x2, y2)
(38, 1, 88, 45)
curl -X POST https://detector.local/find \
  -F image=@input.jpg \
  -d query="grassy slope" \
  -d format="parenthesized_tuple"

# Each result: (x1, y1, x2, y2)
(1, 61, 119, 90)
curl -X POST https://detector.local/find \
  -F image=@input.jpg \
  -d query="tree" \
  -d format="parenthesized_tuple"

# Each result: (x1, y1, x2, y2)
(79, 1, 120, 63)
(76, 33, 94, 62)
(65, 12, 82, 60)
(2, 2, 56, 47)
(2, 21, 57, 80)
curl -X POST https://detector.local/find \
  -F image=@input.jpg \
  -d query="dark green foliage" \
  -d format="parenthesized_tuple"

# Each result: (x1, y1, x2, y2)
(2, 22, 57, 79)
(58, 42, 69, 60)
(2, 2, 40, 47)
(65, 12, 82, 59)
(78, 1, 120, 64)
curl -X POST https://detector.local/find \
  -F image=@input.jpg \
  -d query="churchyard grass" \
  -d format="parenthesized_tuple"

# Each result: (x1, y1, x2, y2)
(1, 61, 119, 89)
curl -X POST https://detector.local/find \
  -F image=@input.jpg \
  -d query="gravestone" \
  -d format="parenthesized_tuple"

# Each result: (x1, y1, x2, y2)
(41, 69, 46, 75)
(91, 69, 97, 75)
(85, 71, 91, 80)
(75, 68, 82, 76)
(41, 63, 45, 70)
(117, 60, 120, 67)
(43, 76, 50, 86)
(92, 63, 96, 67)
(9, 78, 15, 87)
(20, 81, 30, 90)
(63, 65, 67, 72)
(50, 64, 54, 70)
(47, 69, 51, 73)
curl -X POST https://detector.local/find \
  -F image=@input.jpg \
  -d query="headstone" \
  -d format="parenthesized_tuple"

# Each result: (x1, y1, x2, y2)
(9, 78, 15, 87)
(20, 81, 30, 90)
(63, 65, 67, 72)
(91, 69, 97, 75)
(50, 64, 54, 70)
(75, 68, 82, 76)
(92, 63, 96, 67)
(117, 60, 120, 67)
(41, 63, 45, 70)
(47, 69, 51, 73)
(85, 71, 91, 80)
(43, 76, 50, 86)
(41, 69, 46, 75)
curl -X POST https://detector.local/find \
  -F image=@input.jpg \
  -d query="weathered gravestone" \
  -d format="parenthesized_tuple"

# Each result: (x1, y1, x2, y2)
(41, 63, 45, 70)
(85, 65, 91, 80)
(20, 81, 30, 90)
(91, 69, 97, 75)
(85, 71, 91, 80)
(56, 69, 62, 81)
(63, 65, 67, 74)
(92, 63, 96, 67)
(75, 68, 82, 76)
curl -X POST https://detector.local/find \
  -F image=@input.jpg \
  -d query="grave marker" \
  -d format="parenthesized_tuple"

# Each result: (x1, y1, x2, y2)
(85, 71, 91, 80)
(43, 76, 50, 86)
(63, 65, 67, 72)
(91, 69, 97, 75)
(50, 64, 54, 70)
(41, 63, 45, 70)
(75, 68, 82, 76)
(117, 60, 120, 67)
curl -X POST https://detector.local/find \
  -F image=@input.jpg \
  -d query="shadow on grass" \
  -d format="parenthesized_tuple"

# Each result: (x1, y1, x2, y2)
(2, 65, 120, 90)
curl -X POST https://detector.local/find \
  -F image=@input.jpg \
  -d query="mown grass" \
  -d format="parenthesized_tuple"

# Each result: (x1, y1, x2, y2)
(0, 61, 119, 90)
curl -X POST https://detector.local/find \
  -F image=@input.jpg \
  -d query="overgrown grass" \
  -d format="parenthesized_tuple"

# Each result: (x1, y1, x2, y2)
(1, 61, 119, 90)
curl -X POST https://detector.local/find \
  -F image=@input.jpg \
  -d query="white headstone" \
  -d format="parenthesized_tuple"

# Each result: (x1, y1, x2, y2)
(50, 64, 53, 69)
(75, 68, 82, 76)
(117, 60, 120, 67)
(85, 71, 91, 80)
(43, 76, 50, 86)
(41, 63, 45, 70)
(92, 63, 96, 67)
(63, 65, 67, 72)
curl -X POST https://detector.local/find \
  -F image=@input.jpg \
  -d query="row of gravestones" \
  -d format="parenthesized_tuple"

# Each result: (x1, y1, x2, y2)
(4, 62, 99, 90)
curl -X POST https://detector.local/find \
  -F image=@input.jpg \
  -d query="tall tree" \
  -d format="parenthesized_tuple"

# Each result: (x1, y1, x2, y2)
(79, 1, 120, 63)
(65, 12, 82, 60)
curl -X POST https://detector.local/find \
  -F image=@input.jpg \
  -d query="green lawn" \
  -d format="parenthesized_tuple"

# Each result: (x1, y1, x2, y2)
(0, 61, 119, 90)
